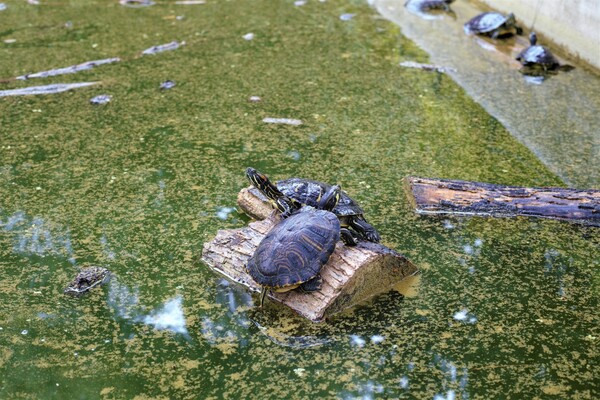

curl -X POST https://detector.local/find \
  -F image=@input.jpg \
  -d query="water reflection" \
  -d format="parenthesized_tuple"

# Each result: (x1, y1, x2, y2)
(107, 278, 188, 335)
(199, 279, 252, 351)
(340, 380, 385, 400)
(216, 206, 237, 220)
(422, 356, 469, 400)
(522, 74, 546, 85)
(452, 308, 477, 324)
(143, 296, 188, 335)
(1, 210, 75, 262)
(543, 249, 570, 298)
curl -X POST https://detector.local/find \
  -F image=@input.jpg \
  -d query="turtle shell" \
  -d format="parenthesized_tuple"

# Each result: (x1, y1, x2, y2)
(464, 12, 509, 34)
(247, 208, 340, 289)
(516, 45, 559, 68)
(276, 178, 364, 218)
(405, 0, 454, 12)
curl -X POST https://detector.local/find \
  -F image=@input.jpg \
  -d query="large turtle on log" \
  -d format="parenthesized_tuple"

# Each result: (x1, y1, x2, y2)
(246, 167, 381, 243)
(247, 184, 347, 307)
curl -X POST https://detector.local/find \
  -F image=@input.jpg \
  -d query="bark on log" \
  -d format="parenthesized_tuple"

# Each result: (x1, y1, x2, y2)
(406, 177, 600, 226)
(201, 187, 418, 322)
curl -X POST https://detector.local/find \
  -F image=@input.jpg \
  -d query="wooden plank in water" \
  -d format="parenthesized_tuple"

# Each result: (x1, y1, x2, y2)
(406, 176, 600, 226)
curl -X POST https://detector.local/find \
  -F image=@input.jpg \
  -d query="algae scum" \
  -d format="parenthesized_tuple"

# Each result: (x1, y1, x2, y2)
(0, 0, 598, 398)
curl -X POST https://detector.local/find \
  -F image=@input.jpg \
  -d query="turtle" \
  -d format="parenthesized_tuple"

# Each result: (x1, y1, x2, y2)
(246, 167, 381, 243)
(246, 184, 343, 307)
(463, 12, 522, 38)
(405, 0, 455, 13)
(64, 266, 111, 297)
(516, 32, 560, 71)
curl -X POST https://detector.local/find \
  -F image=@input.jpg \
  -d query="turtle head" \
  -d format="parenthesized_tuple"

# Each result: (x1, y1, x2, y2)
(529, 31, 537, 46)
(246, 167, 297, 217)
(506, 13, 522, 34)
(246, 167, 283, 200)
(506, 12, 516, 26)
(246, 167, 269, 190)
(317, 184, 341, 212)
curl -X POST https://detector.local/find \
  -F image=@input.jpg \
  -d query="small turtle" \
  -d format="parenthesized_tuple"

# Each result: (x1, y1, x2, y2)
(464, 12, 522, 38)
(64, 266, 111, 297)
(405, 0, 454, 13)
(516, 32, 560, 71)
(246, 167, 380, 243)
(247, 184, 344, 307)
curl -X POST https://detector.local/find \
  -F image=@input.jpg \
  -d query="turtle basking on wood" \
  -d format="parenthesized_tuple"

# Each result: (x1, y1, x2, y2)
(247, 184, 349, 307)
(64, 266, 111, 297)
(246, 167, 381, 243)
(515, 32, 574, 79)
(405, 0, 455, 13)
(516, 32, 559, 70)
(515, 31, 576, 78)
(464, 12, 522, 38)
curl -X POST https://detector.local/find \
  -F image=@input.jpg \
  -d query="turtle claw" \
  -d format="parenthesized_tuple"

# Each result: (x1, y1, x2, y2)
(363, 230, 381, 243)
(349, 217, 381, 243)
(340, 228, 359, 246)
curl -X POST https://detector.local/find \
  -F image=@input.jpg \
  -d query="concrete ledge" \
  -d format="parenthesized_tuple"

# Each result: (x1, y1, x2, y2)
(478, 0, 600, 69)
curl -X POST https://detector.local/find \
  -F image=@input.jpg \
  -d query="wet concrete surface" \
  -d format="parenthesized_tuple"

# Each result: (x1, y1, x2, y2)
(375, 0, 600, 188)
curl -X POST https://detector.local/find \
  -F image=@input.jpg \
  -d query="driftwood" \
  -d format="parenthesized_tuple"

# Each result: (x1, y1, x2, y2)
(201, 187, 418, 322)
(406, 177, 600, 226)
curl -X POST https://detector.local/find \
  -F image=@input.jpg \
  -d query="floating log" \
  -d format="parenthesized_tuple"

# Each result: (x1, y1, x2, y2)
(201, 187, 418, 322)
(406, 177, 600, 226)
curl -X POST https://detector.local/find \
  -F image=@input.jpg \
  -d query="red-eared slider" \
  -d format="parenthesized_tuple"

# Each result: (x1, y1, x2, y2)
(64, 266, 111, 297)
(464, 12, 521, 38)
(247, 185, 342, 307)
(405, 0, 454, 13)
(516, 32, 560, 71)
(246, 167, 380, 243)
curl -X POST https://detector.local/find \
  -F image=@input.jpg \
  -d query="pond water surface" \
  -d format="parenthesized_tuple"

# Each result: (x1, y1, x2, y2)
(0, 0, 598, 398)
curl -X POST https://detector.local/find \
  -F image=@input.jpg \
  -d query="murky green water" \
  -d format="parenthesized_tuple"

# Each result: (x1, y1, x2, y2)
(0, 0, 598, 398)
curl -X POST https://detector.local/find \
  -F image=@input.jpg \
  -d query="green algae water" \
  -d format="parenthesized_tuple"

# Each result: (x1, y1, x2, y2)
(0, 0, 598, 398)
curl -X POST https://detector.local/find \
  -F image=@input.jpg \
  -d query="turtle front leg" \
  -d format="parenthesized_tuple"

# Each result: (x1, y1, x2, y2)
(340, 228, 359, 246)
(299, 275, 322, 292)
(349, 216, 381, 243)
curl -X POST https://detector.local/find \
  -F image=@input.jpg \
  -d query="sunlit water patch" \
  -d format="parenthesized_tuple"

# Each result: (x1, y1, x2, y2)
(107, 278, 188, 335)
(1, 210, 75, 262)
